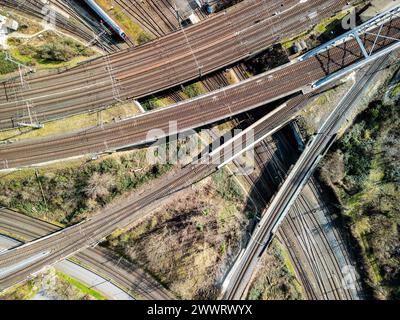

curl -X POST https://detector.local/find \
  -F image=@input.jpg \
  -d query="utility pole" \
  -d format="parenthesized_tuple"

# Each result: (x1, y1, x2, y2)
(5, 52, 43, 129)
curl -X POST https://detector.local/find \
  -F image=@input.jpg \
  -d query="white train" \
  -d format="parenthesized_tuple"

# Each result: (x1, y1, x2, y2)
(84, 0, 128, 40)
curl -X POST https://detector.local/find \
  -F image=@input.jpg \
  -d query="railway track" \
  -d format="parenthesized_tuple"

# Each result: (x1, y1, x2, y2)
(245, 126, 361, 300)
(0, 0, 119, 52)
(0, 162, 215, 291)
(0, 0, 349, 128)
(232, 121, 358, 300)
(59, 0, 127, 51)
(280, 190, 354, 300)
(275, 56, 392, 299)
(0, 97, 310, 292)
(114, 0, 238, 99)
(0, 103, 291, 296)
(0, 6, 398, 294)
(0, 207, 173, 299)
(0, 99, 360, 298)
(1, 19, 399, 169)
(112, 0, 182, 37)
(223, 54, 389, 300)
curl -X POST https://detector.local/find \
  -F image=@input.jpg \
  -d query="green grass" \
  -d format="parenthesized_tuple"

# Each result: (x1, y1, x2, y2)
(319, 97, 400, 299)
(343, 136, 391, 289)
(281, 8, 353, 49)
(10, 47, 33, 65)
(314, 10, 350, 33)
(276, 241, 303, 295)
(314, 94, 329, 106)
(140, 96, 166, 111)
(391, 83, 400, 98)
(95, 0, 154, 44)
(141, 83, 206, 110)
(0, 228, 28, 242)
(181, 83, 207, 99)
(281, 31, 308, 49)
(0, 52, 18, 74)
(0, 279, 39, 300)
(56, 272, 107, 300)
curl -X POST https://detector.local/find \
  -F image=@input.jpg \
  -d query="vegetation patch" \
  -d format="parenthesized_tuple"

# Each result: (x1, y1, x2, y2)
(0, 51, 18, 74)
(0, 151, 171, 225)
(35, 38, 93, 63)
(0, 102, 139, 142)
(105, 169, 251, 299)
(281, 8, 354, 50)
(314, 10, 351, 34)
(281, 31, 309, 50)
(0, 269, 98, 300)
(0, 278, 39, 300)
(6, 31, 96, 70)
(296, 83, 351, 139)
(139, 82, 207, 111)
(181, 82, 207, 99)
(56, 272, 106, 300)
(245, 44, 289, 75)
(247, 239, 303, 300)
(318, 99, 400, 299)
(140, 95, 171, 111)
(95, 0, 154, 45)
(391, 83, 400, 98)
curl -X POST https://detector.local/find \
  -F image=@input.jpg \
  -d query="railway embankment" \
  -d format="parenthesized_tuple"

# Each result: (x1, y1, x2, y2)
(317, 63, 400, 299)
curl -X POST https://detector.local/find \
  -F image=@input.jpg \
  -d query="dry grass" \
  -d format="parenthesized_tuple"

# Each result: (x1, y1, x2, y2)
(95, 0, 153, 44)
(247, 240, 303, 300)
(105, 169, 251, 299)
(0, 102, 139, 142)
(296, 82, 352, 138)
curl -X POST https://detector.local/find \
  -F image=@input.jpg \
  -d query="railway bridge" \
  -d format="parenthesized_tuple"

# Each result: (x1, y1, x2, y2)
(0, 4, 399, 294)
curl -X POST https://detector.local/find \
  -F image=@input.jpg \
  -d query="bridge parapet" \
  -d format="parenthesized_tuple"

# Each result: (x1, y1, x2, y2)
(298, 5, 400, 89)
(299, 5, 400, 62)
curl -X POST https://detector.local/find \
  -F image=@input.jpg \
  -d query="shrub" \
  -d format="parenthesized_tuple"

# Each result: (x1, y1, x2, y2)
(182, 83, 203, 99)
(84, 172, 115, 200)
(137, 32, 153, 45)
(35, 42, 75, 62)
(0, 52, 18, 74)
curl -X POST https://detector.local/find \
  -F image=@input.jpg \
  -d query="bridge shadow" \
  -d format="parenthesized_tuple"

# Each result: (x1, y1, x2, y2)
(93, 246, 172, 299)
(223, 121, 303, 262)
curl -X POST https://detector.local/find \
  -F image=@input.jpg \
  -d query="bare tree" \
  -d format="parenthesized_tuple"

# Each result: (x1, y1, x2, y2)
(84, 173, 115, 200)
